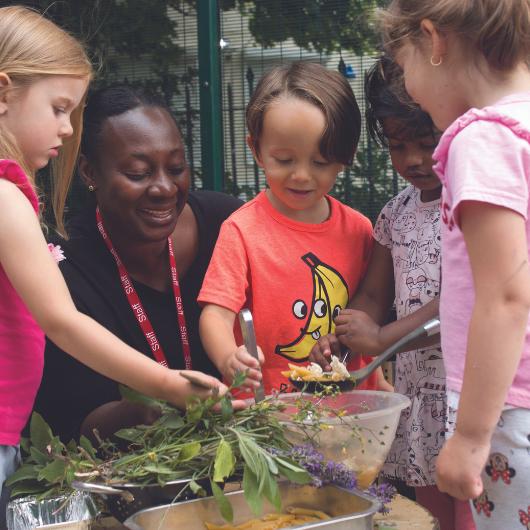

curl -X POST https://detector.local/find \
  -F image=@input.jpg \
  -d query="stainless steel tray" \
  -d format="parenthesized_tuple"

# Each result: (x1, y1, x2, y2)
(124, 484, 380, 530)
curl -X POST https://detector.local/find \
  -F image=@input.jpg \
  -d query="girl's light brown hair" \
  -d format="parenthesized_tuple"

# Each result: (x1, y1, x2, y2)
(0, 5, 93, 236)
(381, 0, 530, 71)
(246, 62, 361, 166)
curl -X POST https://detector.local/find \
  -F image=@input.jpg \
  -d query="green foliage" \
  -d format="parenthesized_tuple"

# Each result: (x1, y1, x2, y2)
(220, 0, 387, 55)
(6, 0, 187, 102)
(10, 388, 312, 521)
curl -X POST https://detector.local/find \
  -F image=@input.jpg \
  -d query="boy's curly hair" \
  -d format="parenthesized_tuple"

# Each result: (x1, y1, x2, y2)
(365, 55, 437, 147)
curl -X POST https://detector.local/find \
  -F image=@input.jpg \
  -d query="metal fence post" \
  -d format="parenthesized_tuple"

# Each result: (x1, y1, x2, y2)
(198, 0, 224, 191)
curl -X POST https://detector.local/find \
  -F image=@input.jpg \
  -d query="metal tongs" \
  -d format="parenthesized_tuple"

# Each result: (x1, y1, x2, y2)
(238, 308, 265, 402)
(348, 317, 440, 386)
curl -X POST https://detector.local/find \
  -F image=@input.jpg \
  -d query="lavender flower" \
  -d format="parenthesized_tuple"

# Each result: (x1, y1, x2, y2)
(367, 482, 397, 514)
(276, 444, 396, 514)
(278, 445, 356, 490)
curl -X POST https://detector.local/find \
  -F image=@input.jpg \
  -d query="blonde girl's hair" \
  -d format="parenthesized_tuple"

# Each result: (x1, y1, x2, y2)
(381, 0, 530, 71)
(0, 5, 93, 236)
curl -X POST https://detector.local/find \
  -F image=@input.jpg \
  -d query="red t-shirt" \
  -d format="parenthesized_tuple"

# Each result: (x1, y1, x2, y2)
(198, 191, 377, 394)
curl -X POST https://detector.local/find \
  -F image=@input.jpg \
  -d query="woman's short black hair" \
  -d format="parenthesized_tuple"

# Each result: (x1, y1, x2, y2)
(81, 85, 179, 161)
(364, 55, 436, 147)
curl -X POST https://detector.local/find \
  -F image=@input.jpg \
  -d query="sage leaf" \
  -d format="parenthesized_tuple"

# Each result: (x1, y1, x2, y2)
(242, 464, 262, 516)
(114, 428, 143, 442)
(144, 464, 175, 475)
(29, 447, 49, 466)
(79, 436, 97, 460)
(179, 442, 201, 462)
(275, 458, 312, 485)
(38, 459, 67, 484)
(214, 439, 235, 482)
(30, 413, 53, 453)
(263, 472, 281, 513)
(210, 479, 233, 522)
(220, 396, 233, 423)
(5, 464, 39, 486)
(189, 479, 206, 496)
(10, 481, 48, 498)
(19, 437, 30, 454)
(159, 411, 184, 429)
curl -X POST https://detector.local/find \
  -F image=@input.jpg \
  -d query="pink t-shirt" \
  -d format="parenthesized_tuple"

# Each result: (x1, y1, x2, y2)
(434, 92, 530, 408)
(0, 160, 45, 445)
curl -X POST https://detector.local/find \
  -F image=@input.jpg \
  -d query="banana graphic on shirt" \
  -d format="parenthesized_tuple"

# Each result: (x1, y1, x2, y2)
(275, 253, 349, 361)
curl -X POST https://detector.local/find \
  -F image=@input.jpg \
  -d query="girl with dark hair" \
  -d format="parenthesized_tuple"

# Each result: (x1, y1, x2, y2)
(34, 85, 244, 441)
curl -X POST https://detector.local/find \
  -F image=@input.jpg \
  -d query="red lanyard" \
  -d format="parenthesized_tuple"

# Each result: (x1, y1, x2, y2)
(96, 207, 192, 369)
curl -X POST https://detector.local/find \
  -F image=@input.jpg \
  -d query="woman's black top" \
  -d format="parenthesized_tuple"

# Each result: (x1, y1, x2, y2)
(34, 191, 242, 441)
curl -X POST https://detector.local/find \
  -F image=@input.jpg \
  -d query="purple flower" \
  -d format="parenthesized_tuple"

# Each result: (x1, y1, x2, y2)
(367, 482, 396, 514)
(278, 445, 356, 490)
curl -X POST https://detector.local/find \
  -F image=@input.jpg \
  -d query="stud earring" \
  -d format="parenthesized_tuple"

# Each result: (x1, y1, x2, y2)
(430, 56, 442, 67)
(88, 185, 95, 192)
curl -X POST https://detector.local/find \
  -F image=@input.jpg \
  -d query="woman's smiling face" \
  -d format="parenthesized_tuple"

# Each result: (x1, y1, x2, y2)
(85, 105, 190, 243)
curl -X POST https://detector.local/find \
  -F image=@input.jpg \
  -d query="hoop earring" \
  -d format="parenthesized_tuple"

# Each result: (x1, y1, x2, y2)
(430, 56, 442, 67)
(88, 185, 95, 192)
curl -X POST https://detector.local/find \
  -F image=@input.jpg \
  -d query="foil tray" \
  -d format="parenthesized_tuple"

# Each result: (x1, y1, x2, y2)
(124, 484, 380, 530)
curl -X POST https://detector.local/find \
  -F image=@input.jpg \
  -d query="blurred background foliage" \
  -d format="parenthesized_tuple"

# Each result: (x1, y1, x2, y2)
(1, 0, 401, 223)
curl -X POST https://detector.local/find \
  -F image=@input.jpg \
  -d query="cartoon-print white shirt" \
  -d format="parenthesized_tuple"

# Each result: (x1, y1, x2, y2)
(374, 185, 441, 320)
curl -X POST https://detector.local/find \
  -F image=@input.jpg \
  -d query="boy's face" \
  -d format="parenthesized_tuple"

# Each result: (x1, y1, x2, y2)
(249, 96, 343, 222)
(383, 117, 442, 201)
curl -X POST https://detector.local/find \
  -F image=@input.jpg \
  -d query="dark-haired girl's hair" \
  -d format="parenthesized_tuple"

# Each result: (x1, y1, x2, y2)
(81, 85, 178, 161)
(365, 56, 436, 146)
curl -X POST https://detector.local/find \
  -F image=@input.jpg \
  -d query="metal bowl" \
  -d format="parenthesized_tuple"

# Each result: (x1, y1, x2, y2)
(72, 478, 210, 522)
(124, 484, 380, 530)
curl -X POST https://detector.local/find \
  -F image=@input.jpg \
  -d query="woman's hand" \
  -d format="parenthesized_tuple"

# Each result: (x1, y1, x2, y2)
(169, 369, 251, 410)
(436, 430, 489, 500)
(335, 309, 384, 355)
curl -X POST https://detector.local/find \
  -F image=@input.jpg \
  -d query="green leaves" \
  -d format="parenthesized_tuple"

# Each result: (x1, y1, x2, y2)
(213, 439, 235, 483)
(210, 480, 233, 522)
(15, 390, 315, 523)
(38, 460, 67, 484)
(29, 413, 53, 453)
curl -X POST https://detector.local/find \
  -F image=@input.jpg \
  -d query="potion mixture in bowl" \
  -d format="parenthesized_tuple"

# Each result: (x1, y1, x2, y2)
(274, 390, 410, 488)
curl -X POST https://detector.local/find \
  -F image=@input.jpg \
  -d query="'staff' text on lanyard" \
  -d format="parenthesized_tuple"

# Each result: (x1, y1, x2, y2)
(96, 207, 192, 369)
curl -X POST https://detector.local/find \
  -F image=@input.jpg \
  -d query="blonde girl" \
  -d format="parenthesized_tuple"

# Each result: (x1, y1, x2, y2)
(381, 1, 530, 528)
(0, 6, 238, 518)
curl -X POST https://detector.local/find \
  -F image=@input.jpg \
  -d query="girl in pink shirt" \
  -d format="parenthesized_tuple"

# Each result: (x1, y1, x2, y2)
(0, 6, 241, 518)
(382, 1, 530, 529)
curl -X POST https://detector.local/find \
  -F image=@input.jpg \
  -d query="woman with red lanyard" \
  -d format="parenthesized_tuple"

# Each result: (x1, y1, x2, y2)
(34, 86, 243, 441)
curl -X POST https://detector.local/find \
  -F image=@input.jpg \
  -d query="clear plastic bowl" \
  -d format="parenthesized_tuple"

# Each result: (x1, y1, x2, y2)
(274, 390, 411, 489)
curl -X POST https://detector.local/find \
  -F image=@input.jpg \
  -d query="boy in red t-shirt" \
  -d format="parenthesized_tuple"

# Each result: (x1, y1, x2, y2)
(198, 62, 391, 395)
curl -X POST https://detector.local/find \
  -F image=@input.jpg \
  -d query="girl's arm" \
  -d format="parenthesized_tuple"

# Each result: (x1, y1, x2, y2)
(0, 181, 241, 409)
(436, 201, 530, 500)
(199, 303, 264, 387)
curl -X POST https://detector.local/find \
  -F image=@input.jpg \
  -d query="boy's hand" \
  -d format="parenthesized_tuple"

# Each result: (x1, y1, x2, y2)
(435, 430, 489, 500)
(335, 309, 384, 355)
(308, 333, 342, 371)
(220, 344, 264, 390)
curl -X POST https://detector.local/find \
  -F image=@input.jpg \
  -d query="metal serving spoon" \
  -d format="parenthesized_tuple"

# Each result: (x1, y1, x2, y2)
(348, 317, 440, 387)
(290, 317, 440, 392)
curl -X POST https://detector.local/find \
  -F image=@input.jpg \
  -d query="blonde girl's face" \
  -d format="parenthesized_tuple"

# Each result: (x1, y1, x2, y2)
(250, 97, 343, 223)
(0, 75, 88, 171)
(396, 39, 468, 131)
